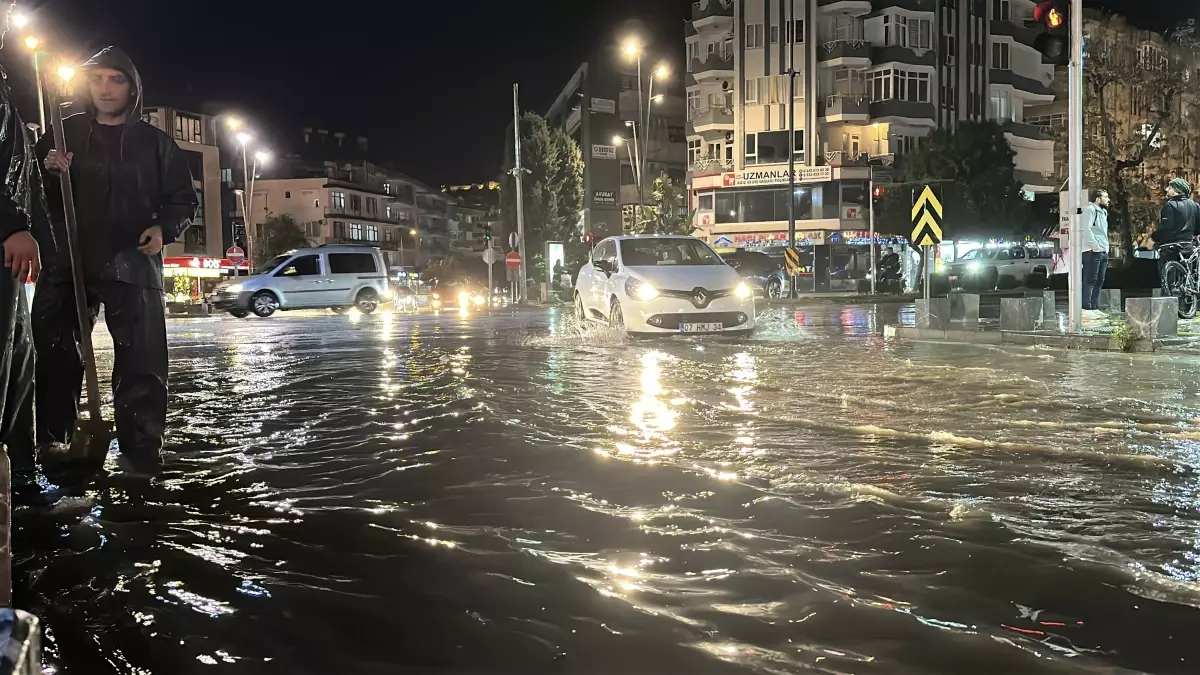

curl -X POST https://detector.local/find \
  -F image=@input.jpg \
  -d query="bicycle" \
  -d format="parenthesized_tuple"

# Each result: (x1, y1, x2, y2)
(1158, 240, 1200, 319)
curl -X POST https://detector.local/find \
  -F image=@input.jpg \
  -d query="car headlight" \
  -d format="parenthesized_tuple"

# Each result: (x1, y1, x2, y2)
(734, 282, 752, 299)
(226, 284, 243, 294)
(472, 295, 485, 305)
(458, 291, 470, 307)
(625, 278, 659, 301)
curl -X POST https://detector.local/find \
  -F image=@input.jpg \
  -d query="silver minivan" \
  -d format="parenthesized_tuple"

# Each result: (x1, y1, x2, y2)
(213, 245, 390, 318)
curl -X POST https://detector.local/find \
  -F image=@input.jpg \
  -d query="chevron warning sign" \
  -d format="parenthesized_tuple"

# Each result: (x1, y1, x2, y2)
(910, 185, 944, 247)
(784, 247, 802, 275)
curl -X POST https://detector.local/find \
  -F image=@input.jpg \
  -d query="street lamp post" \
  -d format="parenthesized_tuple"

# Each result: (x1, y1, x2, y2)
(623, 41, 649, 217)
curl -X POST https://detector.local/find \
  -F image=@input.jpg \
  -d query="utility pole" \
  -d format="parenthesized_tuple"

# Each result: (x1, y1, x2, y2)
(1067, 0, 1083, 334)
(786, 0, 797, 297)
(512, 83, 529, 304)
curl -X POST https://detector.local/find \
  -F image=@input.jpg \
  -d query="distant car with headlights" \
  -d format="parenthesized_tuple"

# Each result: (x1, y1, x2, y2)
(211, 245, 389, 318)
(574, 235, 755, 336)
(719, 249, 789, 298)
(945, 245, 1054, 291)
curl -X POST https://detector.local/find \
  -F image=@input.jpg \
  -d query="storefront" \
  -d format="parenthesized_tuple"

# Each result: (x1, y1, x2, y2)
(163, 256, 251, 305)
(707, 229, 911, 293)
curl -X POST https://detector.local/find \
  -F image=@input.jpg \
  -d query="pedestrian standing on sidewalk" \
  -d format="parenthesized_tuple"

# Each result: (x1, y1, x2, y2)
(33, 46, 197, 468)
(1081, 189, 1110, 314)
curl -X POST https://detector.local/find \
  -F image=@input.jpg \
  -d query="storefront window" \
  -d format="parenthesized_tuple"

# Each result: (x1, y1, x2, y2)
(714, 188, 816, 224)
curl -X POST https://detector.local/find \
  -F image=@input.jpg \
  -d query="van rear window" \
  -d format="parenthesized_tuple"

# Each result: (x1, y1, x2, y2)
(328, 253, 378, 274)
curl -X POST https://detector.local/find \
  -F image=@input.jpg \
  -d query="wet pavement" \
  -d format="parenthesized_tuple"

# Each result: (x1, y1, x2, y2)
(15, 303, 1200, 674)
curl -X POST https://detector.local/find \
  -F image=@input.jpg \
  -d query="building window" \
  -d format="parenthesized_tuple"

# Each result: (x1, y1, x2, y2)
(993, 0, 1010, 21)
(745, 23, 765, 49)
(990, 90, 1013, 121)
(992, 41, 1010, 70)
(349, 222, 363, 240)
(333, 221, 346, 238)
(744, 133, 758, 164)
(284, 191, 291, 199)
(366, 225, 379, 242)
(385, 204, 393, 220)
(331, 191, 346, 211)
(745, 78, 759, 105)
(895, 135, 921, 154)
(770, 24, 779, 44)
(867, 68, 930, 103)
(621, 164, 636, 185)
(383, 183, 391, 195)
(883, 14, 907, 46)
(707, 141, 720, 160)
(366, 197, 378, 216)
(687, 90, 700, 117)
(784, 19, 804, 43)
(688, 138, 702, 166)
(314, 199, 320, 208)
(174, 113, 203, 144)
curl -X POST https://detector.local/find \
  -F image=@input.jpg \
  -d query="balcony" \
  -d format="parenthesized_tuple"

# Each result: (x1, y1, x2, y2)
(689, 105, 734, 133)
(818, 39, 870, 65)
(990, 19, 1040, 50)
(325, 210, 398, 226)
(822, 151, 871, 167)
(1002, 119, 1054, 141)
(871, 45, 937, 67)
(691, 0, 733, 21)
(690, 54, 734, 77)
(818, 94, 870, 121)
(869, 100, 936, 121)
(689, 155, 733, 177)
(989, 69, 1054, 97)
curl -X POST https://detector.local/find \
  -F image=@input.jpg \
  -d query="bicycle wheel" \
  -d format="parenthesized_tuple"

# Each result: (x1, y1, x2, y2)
(1162, 261, 1198, 319)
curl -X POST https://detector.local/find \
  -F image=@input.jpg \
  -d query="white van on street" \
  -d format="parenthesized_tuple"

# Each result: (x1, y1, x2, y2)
(212, 245, 390, 318)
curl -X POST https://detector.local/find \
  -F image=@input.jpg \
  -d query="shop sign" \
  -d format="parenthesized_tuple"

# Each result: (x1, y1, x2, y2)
(593, 190, 617, 206)
(590, 97, 616, 114)
(842, 204, 865, 220)
(721, 166, 832, 188)
(712, 235, 734, 248)
(163, 257, 251, 271)
(592, 144, 616, 160)
(729, 231, 826, 247)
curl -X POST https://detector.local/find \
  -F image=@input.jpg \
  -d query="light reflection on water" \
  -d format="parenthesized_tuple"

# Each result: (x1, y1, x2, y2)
(16, 306, 1200, 674)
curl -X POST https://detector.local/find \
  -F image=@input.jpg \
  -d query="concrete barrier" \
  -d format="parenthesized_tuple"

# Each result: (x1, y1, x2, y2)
(916, 298, 951, 330)
(948, 293, 980, 328)
(1001, 297, 1044, 331)
(1098, 289, 1122, 313)
(1126, 296, 1178, 338)
(1025, 290, 1056, 321)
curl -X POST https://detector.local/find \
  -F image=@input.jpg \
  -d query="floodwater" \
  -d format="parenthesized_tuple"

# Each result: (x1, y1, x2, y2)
(15, 303, 1200, 674)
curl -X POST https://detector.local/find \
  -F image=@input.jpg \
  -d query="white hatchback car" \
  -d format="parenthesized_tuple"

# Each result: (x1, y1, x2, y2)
(212, 245, 390, 318)
(574, 235, 755, 336)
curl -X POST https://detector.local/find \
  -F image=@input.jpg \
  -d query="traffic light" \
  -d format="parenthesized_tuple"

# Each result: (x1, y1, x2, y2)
(481, 223, 492, 242)
(872, 185, 885, 201)
(584, 232, 595, 246)
(1033, 1, 1069, 65)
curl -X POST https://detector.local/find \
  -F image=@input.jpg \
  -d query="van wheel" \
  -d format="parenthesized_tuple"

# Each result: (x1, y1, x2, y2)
(230, 309, 249, 319)
(356, 289, 379, 314)
(251, 291, 279, 318)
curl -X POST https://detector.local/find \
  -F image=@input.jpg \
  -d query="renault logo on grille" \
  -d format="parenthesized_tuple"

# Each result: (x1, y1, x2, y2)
(691, 288, 709, 307)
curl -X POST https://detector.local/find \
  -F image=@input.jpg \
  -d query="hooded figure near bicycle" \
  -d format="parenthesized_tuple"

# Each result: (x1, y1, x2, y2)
(1151, 178, 1200, 318)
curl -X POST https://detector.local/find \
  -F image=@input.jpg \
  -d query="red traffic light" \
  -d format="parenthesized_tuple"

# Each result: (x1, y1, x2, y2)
(1034, 1, 1064, 29)
(873, 186, 885, 199)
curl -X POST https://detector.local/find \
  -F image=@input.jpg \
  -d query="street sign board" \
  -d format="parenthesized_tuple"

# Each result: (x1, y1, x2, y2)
(910, 185, 944, 247)
(482, 248, 498, 265)
(505, 252, 522, 269)
(783, 247, 802, 276)
(226, 246, 245, 264)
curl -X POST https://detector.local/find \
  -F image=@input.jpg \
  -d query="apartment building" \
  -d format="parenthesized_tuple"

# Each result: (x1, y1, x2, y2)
(686, 0, 1058, 288)
(444, 182, 502, 254)
(546, 50, 687, 238)
(1026, 10, 1200, 190)
(144, 107, 224, 259)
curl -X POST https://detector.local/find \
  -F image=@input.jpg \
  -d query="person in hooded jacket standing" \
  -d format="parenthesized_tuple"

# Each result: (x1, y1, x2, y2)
(34, 46, 197, 467)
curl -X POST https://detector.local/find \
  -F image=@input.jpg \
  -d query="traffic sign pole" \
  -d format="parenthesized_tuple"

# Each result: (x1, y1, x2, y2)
(868, 172, 876, 296)
(910, 184, 944, 300)
(1067, 0, 1083, 333)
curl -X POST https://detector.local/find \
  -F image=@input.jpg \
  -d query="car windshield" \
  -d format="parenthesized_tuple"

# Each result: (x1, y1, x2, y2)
(957, 249, 996, 261)
(620, 238, 723, 266)
(256, 254, 292, 275)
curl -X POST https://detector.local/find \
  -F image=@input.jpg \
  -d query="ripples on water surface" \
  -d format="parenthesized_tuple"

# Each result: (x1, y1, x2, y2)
(15, 305, 1200, 673)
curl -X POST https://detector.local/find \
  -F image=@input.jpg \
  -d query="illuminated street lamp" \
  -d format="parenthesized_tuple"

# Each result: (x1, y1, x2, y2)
(12, 13, 28, 29)
(56, 64, 73, 82)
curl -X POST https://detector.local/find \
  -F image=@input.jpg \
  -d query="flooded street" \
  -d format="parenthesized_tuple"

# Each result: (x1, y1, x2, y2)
(17, 304, 1200, 674)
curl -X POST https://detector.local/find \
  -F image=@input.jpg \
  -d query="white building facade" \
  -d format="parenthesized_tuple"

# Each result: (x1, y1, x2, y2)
(686, 0, 1057, 289)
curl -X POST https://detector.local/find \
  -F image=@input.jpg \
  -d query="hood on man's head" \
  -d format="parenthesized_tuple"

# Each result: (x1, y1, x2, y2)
(80, 46, 143, 126)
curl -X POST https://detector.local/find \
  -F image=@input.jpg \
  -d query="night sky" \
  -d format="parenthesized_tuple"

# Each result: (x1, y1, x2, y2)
(0, 0, 1188, 186)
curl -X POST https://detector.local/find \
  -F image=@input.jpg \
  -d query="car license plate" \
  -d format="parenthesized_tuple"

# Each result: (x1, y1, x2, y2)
(949, 275, 958, 282)
(680, 322, 724, 333)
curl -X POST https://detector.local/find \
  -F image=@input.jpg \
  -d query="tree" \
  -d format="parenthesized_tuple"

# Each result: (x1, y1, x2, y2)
(874, 120, 1033, 242)
(1082, 16, 1200, 262)
(499, 112, 585, 261)
(254, 214, 310, 268)
(626, 172, 693, 235)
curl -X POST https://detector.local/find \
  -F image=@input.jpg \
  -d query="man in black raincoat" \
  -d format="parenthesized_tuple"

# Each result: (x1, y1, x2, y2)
(34, 46, 197, 466)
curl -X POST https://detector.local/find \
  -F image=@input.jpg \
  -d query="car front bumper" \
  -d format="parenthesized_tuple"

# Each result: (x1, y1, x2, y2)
(211, 291, 253, 311)
(622, 294, 755, 334)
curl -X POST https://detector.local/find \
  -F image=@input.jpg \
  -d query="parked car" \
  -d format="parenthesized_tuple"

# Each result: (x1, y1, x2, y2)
(212, 245, 390, 318)
(574, 235, 755, 336)
(944, 245, 1054, 291)
(719, 249, 789, 298)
